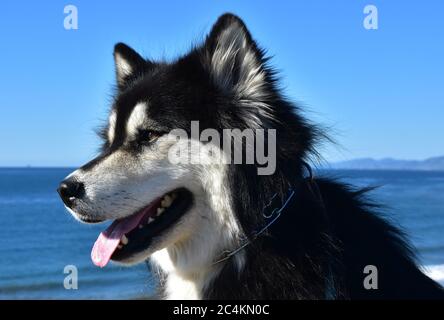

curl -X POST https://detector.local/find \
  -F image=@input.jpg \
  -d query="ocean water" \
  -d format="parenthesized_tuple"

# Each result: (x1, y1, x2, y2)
(0, 168, 443, 299)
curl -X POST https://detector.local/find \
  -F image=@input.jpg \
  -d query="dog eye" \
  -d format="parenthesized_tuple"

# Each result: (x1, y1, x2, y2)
(137, 129, 162, 144)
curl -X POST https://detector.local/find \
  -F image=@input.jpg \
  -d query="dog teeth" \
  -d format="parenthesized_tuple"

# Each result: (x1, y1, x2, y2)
(161, 194, 173, 208)
(148, 217, 155, 224)
(121, 235, 128, 245)
(138, 224, 143, 229)
(157, 207, 165, 216)
(117, 244, 123, 249)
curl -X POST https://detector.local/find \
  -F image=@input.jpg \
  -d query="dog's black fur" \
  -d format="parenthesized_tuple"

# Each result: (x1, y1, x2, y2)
(186, 14, 443, 299)
(108, 13, 443, 299)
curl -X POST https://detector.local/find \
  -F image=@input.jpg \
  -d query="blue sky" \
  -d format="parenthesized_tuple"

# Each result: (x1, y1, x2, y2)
(0, 1, 443, 166)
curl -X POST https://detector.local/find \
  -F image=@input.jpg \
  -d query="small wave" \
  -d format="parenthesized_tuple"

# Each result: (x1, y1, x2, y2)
(423, 264, 444, 282)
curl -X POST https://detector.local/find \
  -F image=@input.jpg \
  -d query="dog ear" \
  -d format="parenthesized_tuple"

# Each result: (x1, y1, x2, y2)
(113, 43, 148, 87)
(203, 14, 268, 100)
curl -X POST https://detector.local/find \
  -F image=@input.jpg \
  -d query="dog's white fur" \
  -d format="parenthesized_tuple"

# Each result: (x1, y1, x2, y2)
(126, 102, 147, 138)
(205, 21, 273, 128)
(107, 109, 117, 144)
(114, 52, 134, 86)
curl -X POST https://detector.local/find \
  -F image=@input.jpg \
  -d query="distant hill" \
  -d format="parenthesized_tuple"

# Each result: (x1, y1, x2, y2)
(329, 156, 444, 171)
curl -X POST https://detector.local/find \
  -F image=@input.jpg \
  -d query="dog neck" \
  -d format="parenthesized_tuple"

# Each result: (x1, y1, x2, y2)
(151, 247, 226, 299)
(151, 240, 245, 299)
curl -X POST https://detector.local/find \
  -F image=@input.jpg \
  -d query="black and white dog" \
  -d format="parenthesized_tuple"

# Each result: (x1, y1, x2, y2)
(58, 13, 444, 299)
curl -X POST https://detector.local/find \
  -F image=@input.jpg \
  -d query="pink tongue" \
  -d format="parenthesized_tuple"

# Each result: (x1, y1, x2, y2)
(91, 201, 158, 267)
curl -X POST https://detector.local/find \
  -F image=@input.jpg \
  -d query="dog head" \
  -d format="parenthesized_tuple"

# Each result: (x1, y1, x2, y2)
(57, 14, 310, 273)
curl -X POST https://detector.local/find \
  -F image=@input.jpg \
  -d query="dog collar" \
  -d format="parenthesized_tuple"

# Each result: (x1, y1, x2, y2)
(212, 186, 295, 265)
(211, 162, 316, 266)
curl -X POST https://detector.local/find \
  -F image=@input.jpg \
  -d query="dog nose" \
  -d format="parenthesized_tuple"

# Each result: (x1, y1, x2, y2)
(57, 179, 85, 208)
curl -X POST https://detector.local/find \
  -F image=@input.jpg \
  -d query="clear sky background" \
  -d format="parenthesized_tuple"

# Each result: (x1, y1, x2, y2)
(0, 1, 443, 166)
